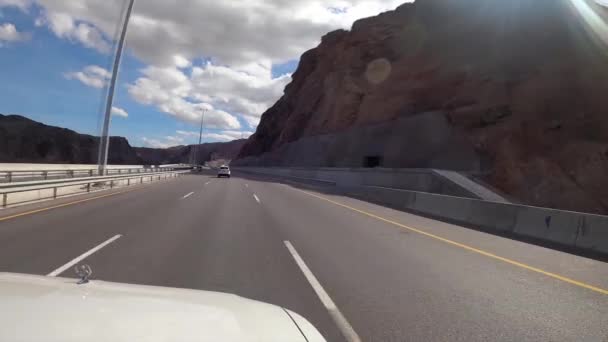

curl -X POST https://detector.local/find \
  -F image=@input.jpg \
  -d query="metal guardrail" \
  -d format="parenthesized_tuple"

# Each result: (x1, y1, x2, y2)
(0, 171, 185, 208)
(0, 167, 175, 183)
(0, 171, 179, 190)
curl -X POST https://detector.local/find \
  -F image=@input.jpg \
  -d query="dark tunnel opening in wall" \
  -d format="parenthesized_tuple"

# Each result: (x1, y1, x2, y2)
(364, 156, 383, 168)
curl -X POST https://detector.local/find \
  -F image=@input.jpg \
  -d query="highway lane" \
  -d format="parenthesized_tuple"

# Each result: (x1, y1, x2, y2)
(1, 172, 607, 341)
(0, 173, 346, 342)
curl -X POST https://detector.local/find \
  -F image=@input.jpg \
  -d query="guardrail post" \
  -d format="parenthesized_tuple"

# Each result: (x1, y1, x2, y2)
(69, 170, 75, 178)
(127, 178, 131, 186)
(87, 183, 91, 193)
(140, 176, 143, 184)
(43, 171, 48, 180)
(2, 193, 7, 208)
(53, 187, 57, 199)
(110, 180, 114, 189)
(7, 171, 12, 183)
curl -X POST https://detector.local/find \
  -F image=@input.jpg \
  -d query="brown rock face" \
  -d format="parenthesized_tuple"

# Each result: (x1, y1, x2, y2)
(238, 0, 608, 214)
(0, 114, 142, 164)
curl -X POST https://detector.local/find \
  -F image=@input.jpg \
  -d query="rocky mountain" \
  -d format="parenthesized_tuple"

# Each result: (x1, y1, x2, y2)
(133, 140, 246, 165)
(236, 0, 608, 214)
(0, 114, 141, 164)
(0, 114, 245, 165)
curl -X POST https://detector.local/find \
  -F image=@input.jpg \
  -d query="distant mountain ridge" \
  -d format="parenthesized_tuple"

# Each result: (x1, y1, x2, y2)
(0, 114, 245, 165)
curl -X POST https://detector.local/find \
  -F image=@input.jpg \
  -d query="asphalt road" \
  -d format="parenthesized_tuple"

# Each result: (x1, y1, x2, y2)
(1, 172, 607, 341)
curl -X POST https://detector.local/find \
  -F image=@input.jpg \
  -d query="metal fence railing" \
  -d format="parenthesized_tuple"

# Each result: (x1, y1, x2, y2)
(0, 167, 174, 183)
(0, 171, 186, 208)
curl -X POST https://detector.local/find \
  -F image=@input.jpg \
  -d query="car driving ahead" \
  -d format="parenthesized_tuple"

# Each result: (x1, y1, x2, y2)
(218, 165, 231, 178)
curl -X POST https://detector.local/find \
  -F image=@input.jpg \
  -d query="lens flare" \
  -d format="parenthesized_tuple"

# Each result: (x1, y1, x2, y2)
(569, 0, 608, 49)
(595, 0, 608, 7)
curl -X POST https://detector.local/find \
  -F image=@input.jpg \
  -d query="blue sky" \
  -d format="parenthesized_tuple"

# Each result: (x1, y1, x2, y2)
(0, 0, 403, 148)
(0, 3, 296, 147)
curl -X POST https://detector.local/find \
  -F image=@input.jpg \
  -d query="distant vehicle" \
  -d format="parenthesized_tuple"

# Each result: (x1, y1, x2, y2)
(0, 272, 326, 341)
(217, 165, 231, 178)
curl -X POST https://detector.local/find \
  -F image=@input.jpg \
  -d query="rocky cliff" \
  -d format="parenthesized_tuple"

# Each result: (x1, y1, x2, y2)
(0, 114, 141, 164)
(0, 114, 245, 165)
(237, 0, 608, 214)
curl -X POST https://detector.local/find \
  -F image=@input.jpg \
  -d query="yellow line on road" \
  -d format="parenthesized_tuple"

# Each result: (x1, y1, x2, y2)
(0, 187, 142, 222)
(294, 188, 608, 296)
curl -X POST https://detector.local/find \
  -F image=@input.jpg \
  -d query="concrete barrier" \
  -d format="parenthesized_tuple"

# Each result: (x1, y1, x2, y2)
(412, 192, 473, 222)
(350, 185, 606, 256)
(361, 169, 435, 192)
(351, 186, 416, 210)
(466, 201, 517, 232)
(237, 167, 335, 185)
(513, 207, 582, 246)
(576, 215, 608, 254)
(362, 187, 605, 255)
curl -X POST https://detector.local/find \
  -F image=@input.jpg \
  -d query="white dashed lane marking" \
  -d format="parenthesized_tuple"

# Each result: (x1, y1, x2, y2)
(47, 235, 122, 277)
(284, 240, 361, 342)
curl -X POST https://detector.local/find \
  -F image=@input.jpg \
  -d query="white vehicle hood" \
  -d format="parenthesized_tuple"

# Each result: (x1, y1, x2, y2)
(0, 273, 325, 342)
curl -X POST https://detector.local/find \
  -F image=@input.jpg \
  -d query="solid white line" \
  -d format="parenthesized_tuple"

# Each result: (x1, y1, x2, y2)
(47, 234, 122, 277)
(182, 191, 194, 199)
(253, 194, 261, 203)
(283, 241, 362, 342)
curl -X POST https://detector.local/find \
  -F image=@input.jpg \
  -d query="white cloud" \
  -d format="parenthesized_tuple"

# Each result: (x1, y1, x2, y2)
(33, 0, 406, 65)
(127, 61, 290, 130)
(0, 22, 29, 43)
(0, 0, 30, 11)
(127, 64, 242, 129)
(64, 65, 110, 88)
(177, 129, 253, 142)
(141, 135, 188, 148)
(173, 55, 191, 69)
(141, 137, 177, 148)
(111, 106, 128, 117)
(190, 61, 291, 125)
(36, 11, 111, 53)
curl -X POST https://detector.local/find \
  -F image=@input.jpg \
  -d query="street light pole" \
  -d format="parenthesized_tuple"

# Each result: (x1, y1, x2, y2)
(194, 109, 206, 166)
(98, 0, 135, 175)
